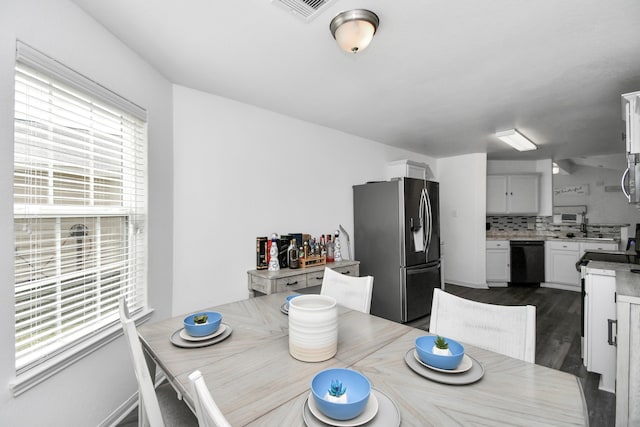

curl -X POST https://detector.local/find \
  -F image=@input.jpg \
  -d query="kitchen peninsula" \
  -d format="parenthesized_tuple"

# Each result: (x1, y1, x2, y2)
(578, 257, 640, 426)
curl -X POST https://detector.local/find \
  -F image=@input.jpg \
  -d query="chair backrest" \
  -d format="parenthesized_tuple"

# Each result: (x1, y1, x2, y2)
(119, 297, 166, 427)
(189, 370, 232, 427)
(428, 288, 536, 363)
(320, 267, 374, 313)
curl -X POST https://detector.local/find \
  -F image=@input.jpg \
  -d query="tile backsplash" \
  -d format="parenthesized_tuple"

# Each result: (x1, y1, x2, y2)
(486, 215, 622, 239)
(486, 216, 538, 232)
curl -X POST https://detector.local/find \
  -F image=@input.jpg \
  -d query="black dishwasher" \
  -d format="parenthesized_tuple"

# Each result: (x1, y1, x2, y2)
(510, 240, 545, 285)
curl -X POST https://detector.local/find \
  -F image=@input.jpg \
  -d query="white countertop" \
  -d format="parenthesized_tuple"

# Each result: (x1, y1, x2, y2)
(585, 260, 640, 301)
(486, 232, 619, 244)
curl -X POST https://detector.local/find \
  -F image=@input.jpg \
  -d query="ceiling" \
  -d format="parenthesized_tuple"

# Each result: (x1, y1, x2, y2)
(71, 0, 640, 162)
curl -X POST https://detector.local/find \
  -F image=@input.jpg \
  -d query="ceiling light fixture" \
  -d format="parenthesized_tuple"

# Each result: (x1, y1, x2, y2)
(495, 129, 538, 151)
(329, 9, 379, 54)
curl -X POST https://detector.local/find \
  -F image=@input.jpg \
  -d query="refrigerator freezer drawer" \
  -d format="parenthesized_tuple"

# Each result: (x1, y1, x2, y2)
(403, 263, 441, 322)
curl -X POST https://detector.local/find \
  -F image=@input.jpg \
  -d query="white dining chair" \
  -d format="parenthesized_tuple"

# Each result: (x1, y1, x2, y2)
(119, 297, 197, 427)
(188, 370, 232, 427)
(320, 267, 374, 313)
(428, 288, 537, 363)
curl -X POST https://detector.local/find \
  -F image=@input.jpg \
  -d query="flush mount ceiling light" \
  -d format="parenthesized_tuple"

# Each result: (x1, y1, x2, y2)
(495, 129, 538, 151)
(329, 9, 379, 54)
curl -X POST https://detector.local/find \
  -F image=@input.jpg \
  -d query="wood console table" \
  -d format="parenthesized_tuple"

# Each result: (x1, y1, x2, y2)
(247, 260, 360, 295)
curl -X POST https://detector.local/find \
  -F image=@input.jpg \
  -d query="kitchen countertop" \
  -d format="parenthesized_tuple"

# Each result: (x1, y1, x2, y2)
(486, 231, 620, 244)
(584, 260, 640, 301)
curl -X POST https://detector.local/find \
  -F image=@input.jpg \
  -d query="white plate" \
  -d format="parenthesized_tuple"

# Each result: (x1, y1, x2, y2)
(179, 324, 226, 341)
(169, 324, 233, 349)
(307, 391, 379, 427)
(413, 350, 473, 374)
(303, 388, 400, 427)
(404, 348, 484, 385)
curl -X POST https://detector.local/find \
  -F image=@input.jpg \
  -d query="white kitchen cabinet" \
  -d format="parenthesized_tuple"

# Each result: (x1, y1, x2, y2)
(486, 240, 509, 285)
(487, 174, 539, 214)
(580, 241, 619, 253)
(623, 91, 640, 155)
(545, 240, 581, 290)
(386, 159, 432, 180)
(583, 267, 617, 393)
(543, 240, 618, 291)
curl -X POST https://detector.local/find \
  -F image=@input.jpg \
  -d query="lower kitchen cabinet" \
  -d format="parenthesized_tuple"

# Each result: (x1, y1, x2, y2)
(486, 240, 509, 285)
(545, 241, 581, 290)
(583, 267, 617, 393)
(544, 240, 618, 291)
(247, 260, 360, 295)
(616, 295, 640, 426)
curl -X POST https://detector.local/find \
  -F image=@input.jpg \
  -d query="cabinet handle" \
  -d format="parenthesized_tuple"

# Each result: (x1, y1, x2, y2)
(608, 319, 617, 346)
(342, 271, 351, 275)
(315, 276, 323, 280)
(286, 281, 298, 286)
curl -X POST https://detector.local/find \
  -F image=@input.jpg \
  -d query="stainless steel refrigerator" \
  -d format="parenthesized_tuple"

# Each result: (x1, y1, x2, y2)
(353, 178, 440, 323)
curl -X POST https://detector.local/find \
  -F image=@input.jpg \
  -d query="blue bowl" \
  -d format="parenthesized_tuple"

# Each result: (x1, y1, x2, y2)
(183, 311, 222, 337)
(286, 294, 301, 308)
(415, 335, 464, 370)
(311, 368, 371, 421)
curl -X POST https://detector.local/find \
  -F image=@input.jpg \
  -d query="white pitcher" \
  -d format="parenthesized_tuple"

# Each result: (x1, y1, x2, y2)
(288, 295, 338, 362)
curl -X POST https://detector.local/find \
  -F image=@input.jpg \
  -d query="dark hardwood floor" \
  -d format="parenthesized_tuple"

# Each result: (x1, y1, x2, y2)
(408, 284, 615, 427)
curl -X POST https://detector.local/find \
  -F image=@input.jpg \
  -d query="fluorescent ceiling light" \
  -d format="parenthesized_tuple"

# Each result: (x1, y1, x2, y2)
(495, 129, 537, 151)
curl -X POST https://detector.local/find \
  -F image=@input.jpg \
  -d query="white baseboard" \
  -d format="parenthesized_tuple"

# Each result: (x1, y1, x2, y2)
(487, 282, 509, 287)
(444, 280, 489, 289)
(99, 371, 168, 426)
(99, 391, 138, 427)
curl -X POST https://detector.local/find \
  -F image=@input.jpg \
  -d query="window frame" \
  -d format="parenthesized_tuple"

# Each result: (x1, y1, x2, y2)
(10, 41, 150, 396)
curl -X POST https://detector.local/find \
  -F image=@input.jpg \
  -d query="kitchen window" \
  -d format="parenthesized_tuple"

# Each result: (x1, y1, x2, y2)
(12, 42, 148, 392)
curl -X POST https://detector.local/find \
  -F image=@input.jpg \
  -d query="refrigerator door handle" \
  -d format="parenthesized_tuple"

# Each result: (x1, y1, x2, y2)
(621, 166, 631, 202)
(421, 188, 432, 253)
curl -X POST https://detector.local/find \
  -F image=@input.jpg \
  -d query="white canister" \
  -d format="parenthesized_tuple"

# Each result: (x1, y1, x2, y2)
(288, 295, 338, 362)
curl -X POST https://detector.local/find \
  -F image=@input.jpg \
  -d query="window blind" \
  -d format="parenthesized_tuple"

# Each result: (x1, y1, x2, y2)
(13, 42, 148, 372)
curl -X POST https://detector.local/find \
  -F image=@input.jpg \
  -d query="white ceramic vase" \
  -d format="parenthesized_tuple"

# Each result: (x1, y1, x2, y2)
(288, 295, 338, 362)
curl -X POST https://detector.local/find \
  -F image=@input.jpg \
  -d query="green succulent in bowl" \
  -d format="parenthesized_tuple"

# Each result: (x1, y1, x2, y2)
(435, 336, 449, 350)
(193, 314, 208, 324)
(433, 336, 452, 356)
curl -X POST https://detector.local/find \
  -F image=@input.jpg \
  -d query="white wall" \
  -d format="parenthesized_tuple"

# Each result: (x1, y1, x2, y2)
(553, 165, 640, 226)
(438, 153, 488, 288)
(487, 159, 553, 216)
(1, 1, 174, 425)
(172, 85, 437, 314)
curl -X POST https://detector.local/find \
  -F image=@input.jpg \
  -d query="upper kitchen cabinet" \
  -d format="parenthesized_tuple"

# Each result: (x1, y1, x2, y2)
(622, 91, 640, 203)
(623, 91, 640, 155)
(487, 174, 540, 214)
(386, 159, 434, 181)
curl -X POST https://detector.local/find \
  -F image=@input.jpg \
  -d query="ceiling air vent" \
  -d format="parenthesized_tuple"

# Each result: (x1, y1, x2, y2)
(271, 0, 335, 21)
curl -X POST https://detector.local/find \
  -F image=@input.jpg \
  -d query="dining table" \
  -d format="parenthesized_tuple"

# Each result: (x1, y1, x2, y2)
(136, 291, 589, 426)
